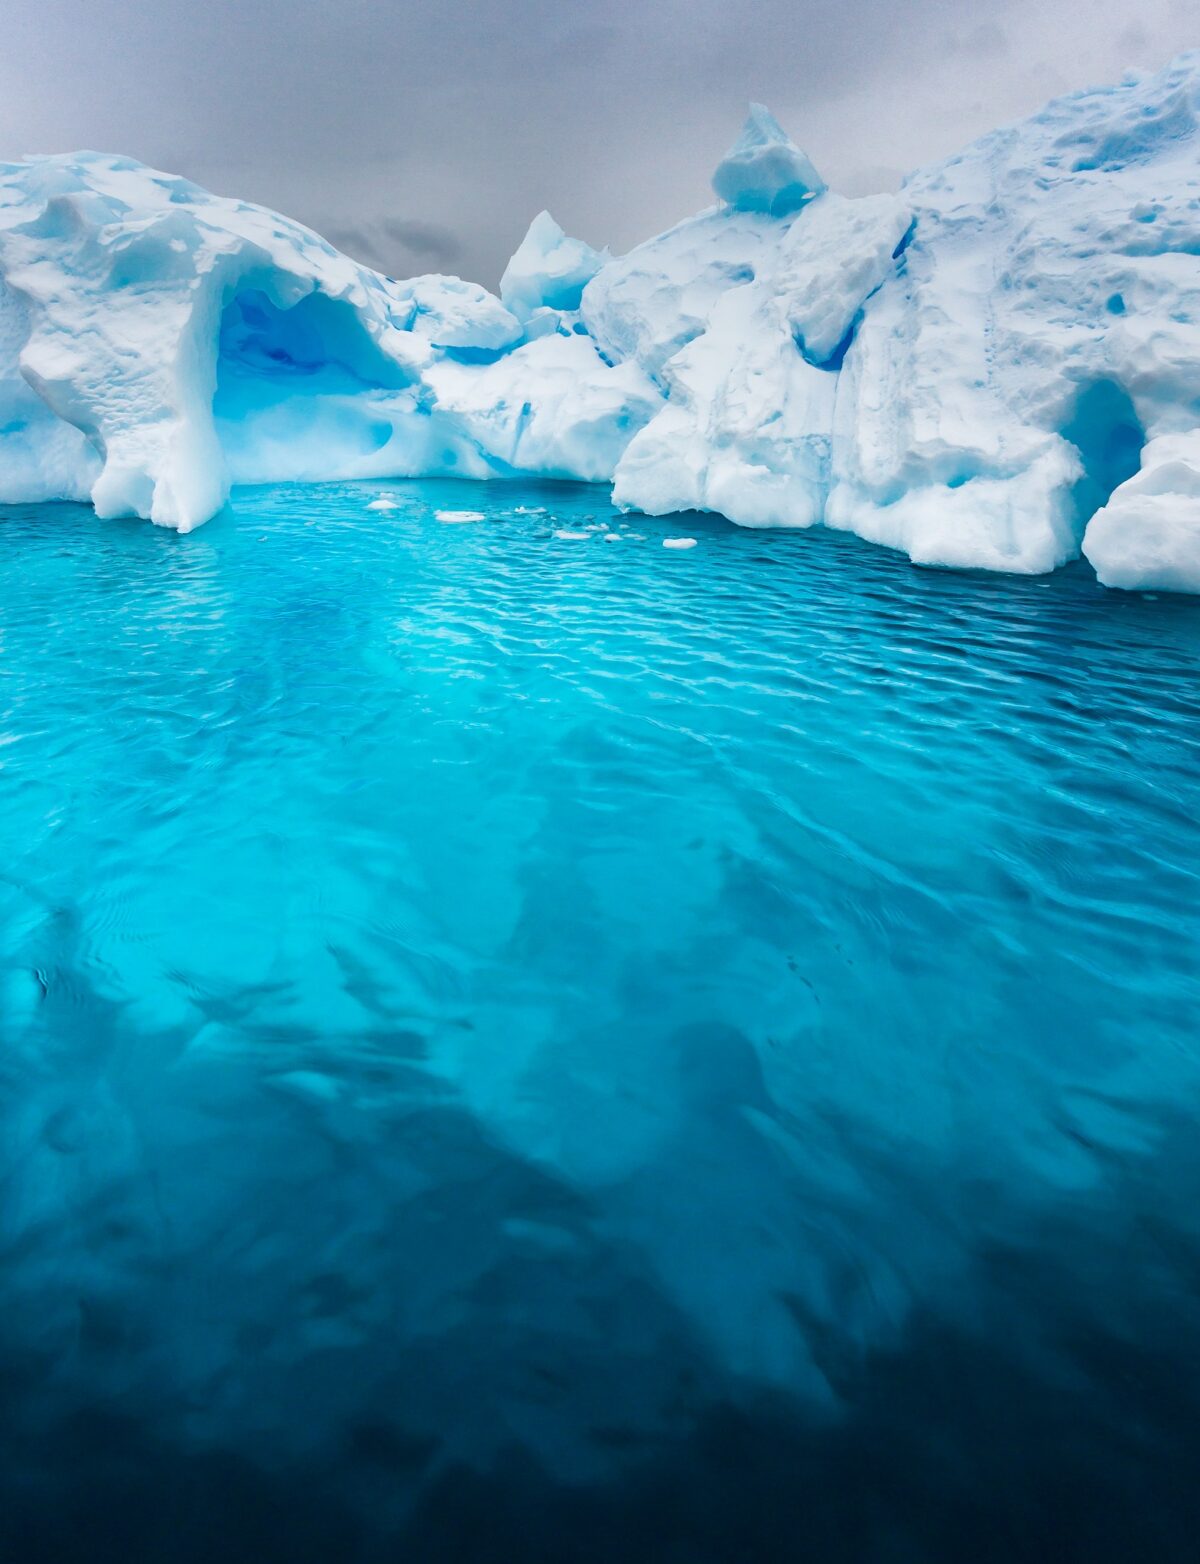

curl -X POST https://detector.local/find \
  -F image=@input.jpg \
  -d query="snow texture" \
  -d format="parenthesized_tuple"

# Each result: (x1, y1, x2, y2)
(2, 56, 1200, 590)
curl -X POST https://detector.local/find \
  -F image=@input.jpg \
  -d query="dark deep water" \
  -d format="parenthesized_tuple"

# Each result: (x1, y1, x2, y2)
(1, 480, 1199, 1561)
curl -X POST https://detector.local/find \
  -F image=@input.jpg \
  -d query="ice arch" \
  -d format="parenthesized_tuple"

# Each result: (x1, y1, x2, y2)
(213, 287, 418, 485)
(1061, 379, 1145, 534)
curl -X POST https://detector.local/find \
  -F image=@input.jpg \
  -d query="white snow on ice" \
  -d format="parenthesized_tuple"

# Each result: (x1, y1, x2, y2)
(2, 56, 1200, 590)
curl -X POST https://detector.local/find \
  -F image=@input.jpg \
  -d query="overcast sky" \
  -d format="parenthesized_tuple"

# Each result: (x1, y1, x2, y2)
(1, 0, 1195, 287)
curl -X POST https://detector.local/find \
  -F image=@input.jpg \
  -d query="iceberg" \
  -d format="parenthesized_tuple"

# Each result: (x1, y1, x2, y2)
(822, 59, 1200, 584)
(0, 154, 656, 528)
(1, 55, 1199, 590)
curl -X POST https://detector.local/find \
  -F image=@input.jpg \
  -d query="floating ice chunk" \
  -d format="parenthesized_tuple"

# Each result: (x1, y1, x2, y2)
(604, 532, 622, 541)
(711, 104, 826, 217)
(663, 536, 698, 549)
(367, 496, 398, 511)
(553, 528, 591, 540)
(435, 509, 485, 523)
(1083, 433, 1200, 592)
(500, 211, 609, 325)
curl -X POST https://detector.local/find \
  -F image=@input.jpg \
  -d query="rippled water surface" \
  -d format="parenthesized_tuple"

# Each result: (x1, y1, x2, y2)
(2, 481, 1199, 1562)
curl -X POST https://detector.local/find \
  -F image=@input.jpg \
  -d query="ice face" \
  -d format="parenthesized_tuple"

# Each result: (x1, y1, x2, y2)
(2, 60, 1200, 590)
(710, 102, 827, 216)
(611, 192, 912, 530)
(822, 56, 1200, 583)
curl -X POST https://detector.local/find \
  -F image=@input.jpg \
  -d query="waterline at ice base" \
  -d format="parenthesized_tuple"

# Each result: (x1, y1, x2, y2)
(3, 55, 1200, 590)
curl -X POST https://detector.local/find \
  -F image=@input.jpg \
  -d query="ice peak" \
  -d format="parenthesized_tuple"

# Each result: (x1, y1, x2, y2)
(500, 209, 608, 324)
(712, 103, 826, 216)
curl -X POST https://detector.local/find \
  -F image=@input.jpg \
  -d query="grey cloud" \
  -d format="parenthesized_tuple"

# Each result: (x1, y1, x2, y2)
(318, 218, 464, 277)
(951, 22, 1010, 57)
(0, 0, 1195, 289)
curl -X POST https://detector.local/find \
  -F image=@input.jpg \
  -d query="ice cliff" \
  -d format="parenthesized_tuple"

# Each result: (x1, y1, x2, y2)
(1, 54, 1199, 590)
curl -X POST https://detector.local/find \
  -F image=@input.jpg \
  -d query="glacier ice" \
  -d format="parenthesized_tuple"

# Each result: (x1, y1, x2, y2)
(710, 102, 827, 217)
(1083, 432, 1200, 591)
(0, 154, 654, 527)
(1, 56, 1200, 590)
(610, 192, 911, 530)
(499, 210, 608, 325)
(580, 206, 786, 386)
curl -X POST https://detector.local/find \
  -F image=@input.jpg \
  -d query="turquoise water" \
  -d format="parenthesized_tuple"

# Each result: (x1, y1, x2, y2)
(2, 480, 1199, 1561)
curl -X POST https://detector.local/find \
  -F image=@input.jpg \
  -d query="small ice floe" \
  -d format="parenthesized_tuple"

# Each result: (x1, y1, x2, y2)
(367, 497, 398, 511)
(553, 528, 591, 540)
(663, 536, 698, 550)
(514, 506, 547, 515)
(604, 533, 622, 542)
(436, 509, 485, 523)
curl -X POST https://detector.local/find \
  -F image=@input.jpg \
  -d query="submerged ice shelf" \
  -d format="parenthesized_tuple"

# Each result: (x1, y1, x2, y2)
(2, 55, 1200, 590)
